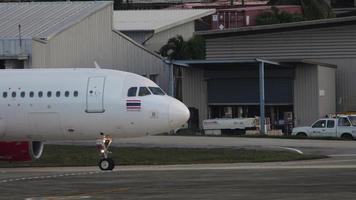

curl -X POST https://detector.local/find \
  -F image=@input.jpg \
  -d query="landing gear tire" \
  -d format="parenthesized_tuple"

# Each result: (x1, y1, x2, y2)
(99, 158, 115, 171)
(96, 135, 115, 171)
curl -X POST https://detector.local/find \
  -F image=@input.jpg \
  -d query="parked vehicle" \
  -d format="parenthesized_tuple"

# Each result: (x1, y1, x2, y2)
(203, 118, 257, 135)
(292, 116, 356, 139)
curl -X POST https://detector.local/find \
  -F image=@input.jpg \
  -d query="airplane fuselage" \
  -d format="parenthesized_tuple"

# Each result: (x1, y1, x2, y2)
(0, 68, 189, 141)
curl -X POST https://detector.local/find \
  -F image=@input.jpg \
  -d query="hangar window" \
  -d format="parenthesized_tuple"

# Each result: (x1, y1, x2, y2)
(38, 91, 43, 98)
(74, 91, 79, 97)
(56, 91, 60, 97)
(148, 87, 165, 95)
(138, 87, 151, 96)
(11, 92, 16, 98)
(3, 92, 7, 98)
(65, 91, 70, 97)
(47, 91, 52, 97)
(20, 91, 25, 98)
(127, 87, 137, 97)
(29, 91, 34, 98)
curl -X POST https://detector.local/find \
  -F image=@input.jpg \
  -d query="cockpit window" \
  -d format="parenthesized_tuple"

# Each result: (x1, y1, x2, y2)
(148, 87, 165, 95)
(127, 87, 137, 97)
(138, 87, 151, 96)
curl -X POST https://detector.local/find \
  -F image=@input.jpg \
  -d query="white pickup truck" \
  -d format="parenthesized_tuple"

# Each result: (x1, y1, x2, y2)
(292, 116, 356, 139)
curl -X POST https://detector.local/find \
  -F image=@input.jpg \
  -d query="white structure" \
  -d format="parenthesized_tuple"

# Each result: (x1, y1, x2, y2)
(113, 9, 215, 52)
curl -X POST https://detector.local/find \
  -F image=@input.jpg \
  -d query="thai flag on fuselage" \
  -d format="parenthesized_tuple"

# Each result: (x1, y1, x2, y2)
(126, 99, 141, 111)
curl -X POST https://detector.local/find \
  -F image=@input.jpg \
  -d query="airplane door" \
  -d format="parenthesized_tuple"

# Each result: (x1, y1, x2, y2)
(86, 77, 105, 113)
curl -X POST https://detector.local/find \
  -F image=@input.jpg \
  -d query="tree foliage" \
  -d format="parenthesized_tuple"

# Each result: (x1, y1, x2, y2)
(255, 6, 304, 25)
(159, 35, 205, 60)
(268, 0, 335, 20)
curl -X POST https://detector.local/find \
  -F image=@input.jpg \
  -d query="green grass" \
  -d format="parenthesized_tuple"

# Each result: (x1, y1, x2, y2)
(0, 145, 326, 168)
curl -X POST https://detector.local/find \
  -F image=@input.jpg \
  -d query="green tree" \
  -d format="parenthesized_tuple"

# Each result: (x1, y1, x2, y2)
(159, 35, 205, 60)
(255, 6, 304, 25)
(268, 0, 335, 20)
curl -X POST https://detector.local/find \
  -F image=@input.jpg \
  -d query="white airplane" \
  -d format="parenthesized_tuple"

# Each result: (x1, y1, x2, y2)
(0, 68, 190, 170)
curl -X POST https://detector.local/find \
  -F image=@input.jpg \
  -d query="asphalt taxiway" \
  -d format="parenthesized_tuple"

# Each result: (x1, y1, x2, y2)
(3, 136, 356, 200)
(2, 157, 356, 200)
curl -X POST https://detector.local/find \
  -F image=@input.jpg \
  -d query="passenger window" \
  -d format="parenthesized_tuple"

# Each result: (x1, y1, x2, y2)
(74, 91, 78, 97)
(312, 120, 326, 128)
(20, 91, 25, 98)
(56, 91, 60, 97)
(148, 87, 165, 95)
(47, 91, 52, 97)
(38, 91, 43, 97)
(138, 87, 151, 96)
(3, 92, 7, 98)
(11, 92, 16, 98)
(65, 91, 70, 97)
(29, 91, 34, 98)
(327, 120, 335, 128)
(127, 87, 137, 97)
(338, 118, 351, 126)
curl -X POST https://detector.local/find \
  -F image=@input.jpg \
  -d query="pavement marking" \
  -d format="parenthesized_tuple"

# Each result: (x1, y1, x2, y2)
(25, 195, 92, 200)
(279, 147, 304, 154)
(0, 171, 108, 184)
(24, 187, 129, 200)
(329, 154, 356, 157)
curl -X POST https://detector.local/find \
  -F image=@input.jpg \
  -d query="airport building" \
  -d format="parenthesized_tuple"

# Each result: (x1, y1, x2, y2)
(0, 2, 172, 92)
(113, 9, 215, 52)
(177, 17, 356, 129)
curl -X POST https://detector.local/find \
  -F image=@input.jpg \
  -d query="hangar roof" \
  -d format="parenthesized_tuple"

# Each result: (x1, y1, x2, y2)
(113, 9, 215, 33)
(0, 1, 112, 39)
(197, 16, 356, 38)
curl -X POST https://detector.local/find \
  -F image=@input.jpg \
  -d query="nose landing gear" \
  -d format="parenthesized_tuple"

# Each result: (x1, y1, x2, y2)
(97, 135, 115, 171)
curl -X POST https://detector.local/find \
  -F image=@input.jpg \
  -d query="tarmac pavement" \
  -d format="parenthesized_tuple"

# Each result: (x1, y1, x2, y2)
(3, 136, 356, 200)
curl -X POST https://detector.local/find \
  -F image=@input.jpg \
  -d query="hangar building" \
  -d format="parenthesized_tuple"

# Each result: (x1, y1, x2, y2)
(177, 17, 356, 129)
(0, 2, 172, 93)
(113, 9, 215, 52)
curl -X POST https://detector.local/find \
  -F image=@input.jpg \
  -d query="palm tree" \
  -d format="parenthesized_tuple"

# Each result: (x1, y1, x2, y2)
(159, 35, 186, 60)
(159, 35, 205, 60)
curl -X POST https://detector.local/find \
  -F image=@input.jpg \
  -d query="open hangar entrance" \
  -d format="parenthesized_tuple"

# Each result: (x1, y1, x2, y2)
(205, 61, 294, 133)
(176, 60, 336, 134)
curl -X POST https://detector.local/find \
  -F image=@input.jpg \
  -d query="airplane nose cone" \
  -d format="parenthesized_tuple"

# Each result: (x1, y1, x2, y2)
(169, 99, 190, 130)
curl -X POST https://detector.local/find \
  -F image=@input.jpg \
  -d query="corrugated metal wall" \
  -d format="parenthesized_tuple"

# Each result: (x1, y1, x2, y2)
(293, 64, 319, 126)
(31, 4, 171, 93)
(294, 64, 336, 126)
(206, 24, 356, 61)
(32, 5, 113, 68)
(318, 65, 336, 118)
(112, 31, 170, 92)
(316, 58, 356, 112)
(145, 21, 195, 52)
(182, 67, 207, 128)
